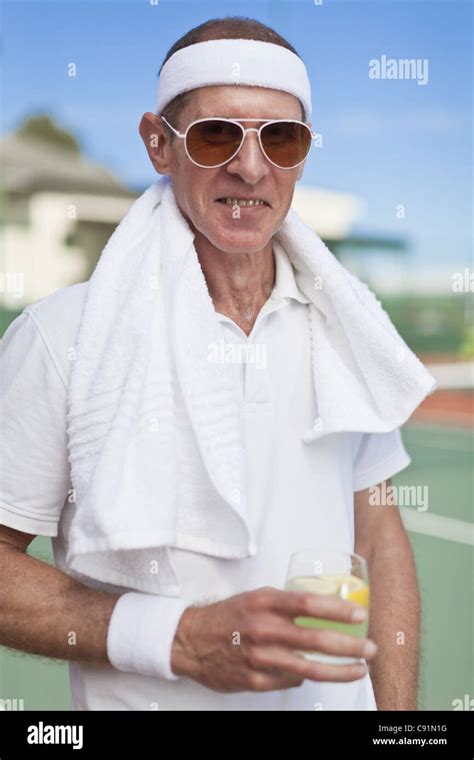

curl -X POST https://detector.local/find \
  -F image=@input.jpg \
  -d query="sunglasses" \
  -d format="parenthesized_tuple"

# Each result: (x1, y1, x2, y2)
(160, 116, 316, 170)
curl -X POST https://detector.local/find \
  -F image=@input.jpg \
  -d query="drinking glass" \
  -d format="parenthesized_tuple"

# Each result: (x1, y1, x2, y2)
(285, 548, 370, 665)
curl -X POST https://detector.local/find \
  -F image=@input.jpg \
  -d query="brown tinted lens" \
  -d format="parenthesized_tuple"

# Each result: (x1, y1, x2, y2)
(186, 120, 244, 166)
(261, 121, 312, 168)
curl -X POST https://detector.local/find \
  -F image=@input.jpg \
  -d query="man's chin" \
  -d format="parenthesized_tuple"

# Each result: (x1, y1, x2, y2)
(205, 227, 271, 254)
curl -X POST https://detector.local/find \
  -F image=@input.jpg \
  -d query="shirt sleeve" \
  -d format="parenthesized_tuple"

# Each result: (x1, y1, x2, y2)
(353, 428, 411, 492)
(0, 312, 71, 536)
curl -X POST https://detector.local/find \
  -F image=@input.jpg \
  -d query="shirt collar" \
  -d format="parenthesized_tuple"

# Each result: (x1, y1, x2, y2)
(272, 239, 310, 305)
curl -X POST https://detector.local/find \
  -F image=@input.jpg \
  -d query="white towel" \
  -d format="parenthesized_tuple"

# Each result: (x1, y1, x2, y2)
(66, 176, 436, 592)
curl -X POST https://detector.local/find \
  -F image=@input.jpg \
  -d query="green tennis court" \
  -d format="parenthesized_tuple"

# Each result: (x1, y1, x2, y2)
(1, 421, 472, 711)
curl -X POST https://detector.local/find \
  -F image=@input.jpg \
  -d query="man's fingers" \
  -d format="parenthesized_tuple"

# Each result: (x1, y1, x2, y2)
(259, 587, 367, 623)
(295, 657, 368, 683)
(243, 669, 304, 692)
(245, 645, 368, 684)
(266, 620, 377, 659)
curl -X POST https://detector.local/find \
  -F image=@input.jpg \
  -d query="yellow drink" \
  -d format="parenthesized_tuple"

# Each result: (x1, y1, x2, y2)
(285, 574, 370, 664)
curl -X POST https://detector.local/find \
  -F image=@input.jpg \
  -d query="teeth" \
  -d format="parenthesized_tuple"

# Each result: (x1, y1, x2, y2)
(220, 198, 267, 207)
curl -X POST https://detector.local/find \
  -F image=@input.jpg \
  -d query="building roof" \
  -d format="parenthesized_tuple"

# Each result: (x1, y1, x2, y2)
(1, 133, 136, 198)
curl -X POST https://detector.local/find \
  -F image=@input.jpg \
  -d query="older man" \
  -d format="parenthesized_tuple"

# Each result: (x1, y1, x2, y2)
(0, 17, 434, 711)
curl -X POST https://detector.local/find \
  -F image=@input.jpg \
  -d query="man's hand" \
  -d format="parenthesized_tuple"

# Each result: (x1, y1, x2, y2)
(171, 586, 377, 693)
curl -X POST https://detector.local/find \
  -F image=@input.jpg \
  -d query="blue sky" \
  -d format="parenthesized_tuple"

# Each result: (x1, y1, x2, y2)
(2, 0, 472, 273)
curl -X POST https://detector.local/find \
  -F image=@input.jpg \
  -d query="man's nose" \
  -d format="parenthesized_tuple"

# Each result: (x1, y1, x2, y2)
(225, 130, 270, 184)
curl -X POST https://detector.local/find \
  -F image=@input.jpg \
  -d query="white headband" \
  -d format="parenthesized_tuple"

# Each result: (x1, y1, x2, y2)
(156, 38, 312, 120)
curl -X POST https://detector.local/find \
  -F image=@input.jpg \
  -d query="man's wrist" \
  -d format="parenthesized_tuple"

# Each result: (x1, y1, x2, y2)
(107, 592, 190, 680)
(170, 604, 200, 679)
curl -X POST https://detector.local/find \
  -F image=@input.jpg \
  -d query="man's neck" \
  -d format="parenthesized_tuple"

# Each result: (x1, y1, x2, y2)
(194, 233, 275, 336)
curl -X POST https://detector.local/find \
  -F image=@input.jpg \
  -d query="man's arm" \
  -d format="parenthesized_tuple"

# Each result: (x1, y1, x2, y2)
(355, 479, 420, 710)
(0, 524, 375, 693)
(0, 525, 117, 662)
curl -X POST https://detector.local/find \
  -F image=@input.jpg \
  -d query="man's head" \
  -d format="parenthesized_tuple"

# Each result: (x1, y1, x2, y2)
(140, 17, 312, 255)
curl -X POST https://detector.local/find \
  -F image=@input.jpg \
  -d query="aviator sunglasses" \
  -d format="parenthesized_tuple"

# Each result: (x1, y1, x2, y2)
(160, 116, 317, 170)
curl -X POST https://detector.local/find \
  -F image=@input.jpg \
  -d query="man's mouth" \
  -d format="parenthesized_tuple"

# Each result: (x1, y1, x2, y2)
(216, 197, 270, 208)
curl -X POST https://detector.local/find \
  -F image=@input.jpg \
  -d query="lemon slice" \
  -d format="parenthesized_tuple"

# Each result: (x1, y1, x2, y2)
(287, 576, 339, 595)
(324, 574, 369, 607)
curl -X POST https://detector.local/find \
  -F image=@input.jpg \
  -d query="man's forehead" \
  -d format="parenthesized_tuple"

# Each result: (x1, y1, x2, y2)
(185, 85, 304, 121)
(193, 109, 293, 120)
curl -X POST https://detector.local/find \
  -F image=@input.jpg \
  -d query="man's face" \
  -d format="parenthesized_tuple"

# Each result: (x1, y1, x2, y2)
(141, 86, 308, 254)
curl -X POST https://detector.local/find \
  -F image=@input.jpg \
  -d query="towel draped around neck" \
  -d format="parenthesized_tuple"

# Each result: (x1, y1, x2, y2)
(65, 176, 436, 592)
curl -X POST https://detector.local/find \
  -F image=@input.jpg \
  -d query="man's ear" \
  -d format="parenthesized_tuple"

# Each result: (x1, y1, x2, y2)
(139, 112, 172, 175)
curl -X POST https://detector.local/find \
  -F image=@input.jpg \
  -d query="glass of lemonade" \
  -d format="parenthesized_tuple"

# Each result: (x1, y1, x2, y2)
(285, 548, 370, 665)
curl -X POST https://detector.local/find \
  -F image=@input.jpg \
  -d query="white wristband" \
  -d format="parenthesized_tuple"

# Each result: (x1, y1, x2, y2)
(106, 592, 190, 680)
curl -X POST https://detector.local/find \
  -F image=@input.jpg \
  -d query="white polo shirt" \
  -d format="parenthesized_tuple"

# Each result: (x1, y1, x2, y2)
(0, 241, 411, 710)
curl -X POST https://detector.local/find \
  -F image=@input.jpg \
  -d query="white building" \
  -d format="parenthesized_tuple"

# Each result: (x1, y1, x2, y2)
(1, 132, 136, 309)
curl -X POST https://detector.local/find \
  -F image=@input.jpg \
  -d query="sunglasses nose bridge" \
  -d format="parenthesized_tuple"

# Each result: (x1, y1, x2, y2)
(238, 126, 262, 148)
(237, 126, 268, 163)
